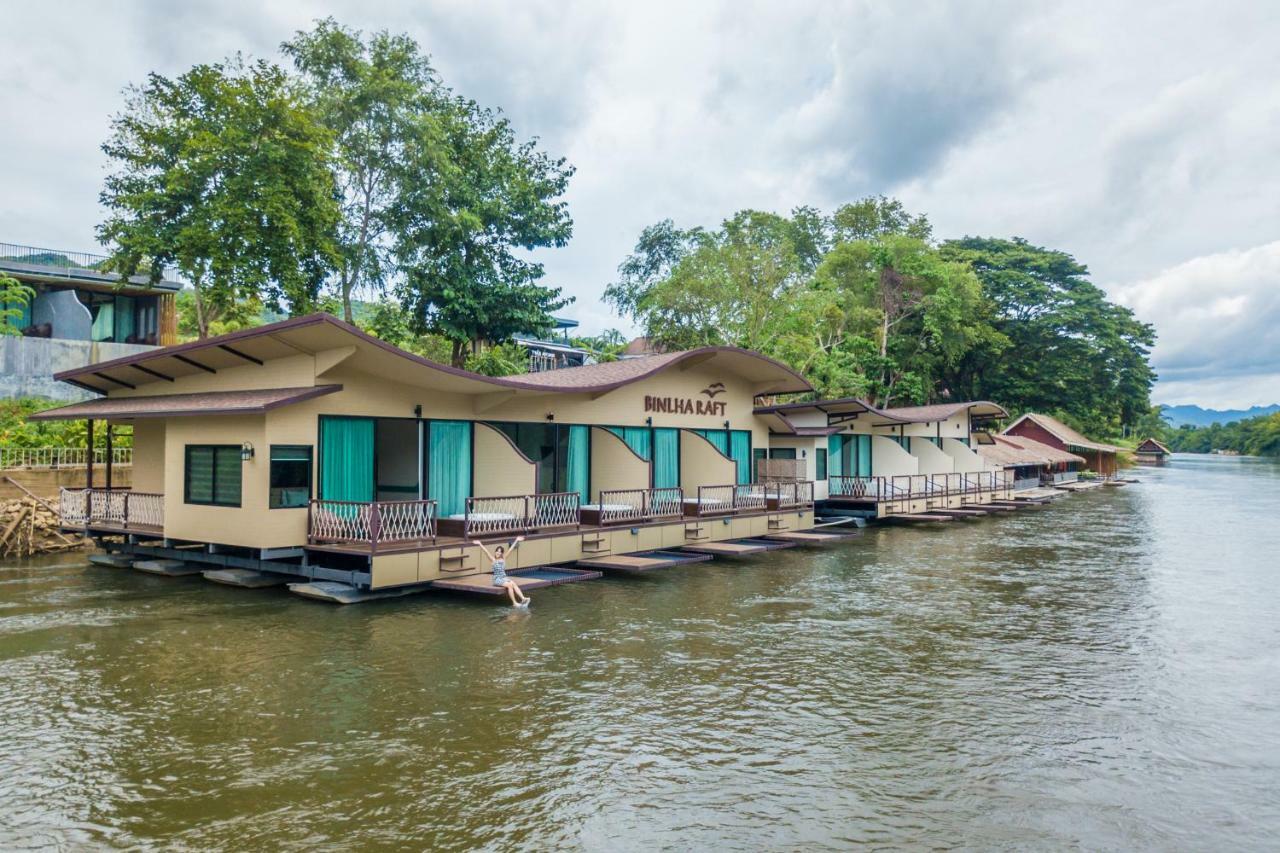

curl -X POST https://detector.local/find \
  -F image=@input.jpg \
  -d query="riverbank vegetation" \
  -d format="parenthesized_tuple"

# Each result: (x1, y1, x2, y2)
(1164, 413, 1280, 457)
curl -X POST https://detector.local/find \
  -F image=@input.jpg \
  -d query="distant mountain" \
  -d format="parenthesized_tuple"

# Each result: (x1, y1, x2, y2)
(1161, 403, 1280, 428)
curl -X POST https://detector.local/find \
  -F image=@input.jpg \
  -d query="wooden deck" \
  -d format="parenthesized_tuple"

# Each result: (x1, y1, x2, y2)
(428, 566, 601, 595)
(763, 529, 861, 544)
(682, 538, 797, 556)
(576, 550, 713, 575)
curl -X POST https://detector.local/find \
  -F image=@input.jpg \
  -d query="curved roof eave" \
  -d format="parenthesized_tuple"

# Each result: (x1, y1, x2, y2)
(54, 313, 812, 397)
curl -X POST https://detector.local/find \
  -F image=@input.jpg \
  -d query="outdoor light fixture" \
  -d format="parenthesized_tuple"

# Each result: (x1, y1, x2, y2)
(414, 404, 422, 418)
(546, 413, 555, 421)
(240, 442, 255, 462)
(645, 416, 653, 426)
(723, 420, 730, 430)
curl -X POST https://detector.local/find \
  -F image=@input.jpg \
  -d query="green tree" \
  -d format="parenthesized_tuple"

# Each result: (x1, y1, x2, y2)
(283, 19, 448, 323)
(938, 237, 1156, 436)
(98, 56, 340, 338)
(388, 96, 575, 367)
(0, 274, 34, 336)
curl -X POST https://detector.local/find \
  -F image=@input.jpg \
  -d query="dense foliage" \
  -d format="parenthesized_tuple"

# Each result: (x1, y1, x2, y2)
(0, 274, 34, 336)
(607, 199, 1155, 436)
(98, 20, 573, 366)
(1166, 413, 1280, 456)
(0, 398, 131, 449)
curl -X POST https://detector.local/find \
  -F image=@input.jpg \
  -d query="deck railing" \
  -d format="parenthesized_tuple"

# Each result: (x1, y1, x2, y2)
(59, 487, 164, 530)
(462, 492, 581, 538)
(594, 487, 685, 524)
(308, 499, 437, 551)
(733, 484, 769, 512)
(765, 480, 815, 508)
(693, 484, 737, 516)
(828, 475, 888, 500)
(1, 447, 133, 470)
(650, 487, 684, 518)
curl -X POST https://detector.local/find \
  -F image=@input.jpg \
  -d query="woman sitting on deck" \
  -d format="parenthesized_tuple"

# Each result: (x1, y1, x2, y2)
(477, 537, 530, 608)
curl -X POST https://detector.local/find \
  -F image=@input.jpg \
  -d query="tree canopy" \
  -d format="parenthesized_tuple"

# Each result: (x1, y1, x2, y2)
(98, 56, 341, 339)
(608, 198, 1155, 435)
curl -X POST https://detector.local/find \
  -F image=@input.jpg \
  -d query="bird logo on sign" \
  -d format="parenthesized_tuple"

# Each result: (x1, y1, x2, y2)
(701, 382, 726, 399)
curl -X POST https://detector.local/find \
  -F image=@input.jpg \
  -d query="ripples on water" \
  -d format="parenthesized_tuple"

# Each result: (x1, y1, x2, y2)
(1, 456, 1278, 850)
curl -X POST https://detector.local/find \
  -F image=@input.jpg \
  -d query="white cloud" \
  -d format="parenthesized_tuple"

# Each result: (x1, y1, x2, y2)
(2, 1, 1279, 405)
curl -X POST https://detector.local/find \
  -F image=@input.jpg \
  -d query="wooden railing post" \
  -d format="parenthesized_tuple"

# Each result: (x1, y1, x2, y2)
(122, 490, 131, 529)
(369, 501, 382, 555)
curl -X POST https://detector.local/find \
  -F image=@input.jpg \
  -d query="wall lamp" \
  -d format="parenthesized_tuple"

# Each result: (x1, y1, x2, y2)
(240, 442, 255, 462)
(645, 416, 653, 426)
(546, 413, 555, 421)
(723, 420, 730, 430)
(414, 404, 423, 418)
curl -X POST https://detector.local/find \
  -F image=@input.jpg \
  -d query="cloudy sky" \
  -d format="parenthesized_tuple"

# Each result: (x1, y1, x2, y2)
(2, 1, 1278, 408)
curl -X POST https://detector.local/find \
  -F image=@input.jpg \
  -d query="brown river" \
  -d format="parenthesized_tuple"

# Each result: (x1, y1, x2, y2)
(1, 455, 1278, 850)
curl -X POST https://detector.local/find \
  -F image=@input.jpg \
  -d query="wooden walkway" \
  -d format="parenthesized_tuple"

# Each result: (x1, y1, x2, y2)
(429, 566, 601, 595)
(577, 550, 712, 575)
(682, 538, 797, 556)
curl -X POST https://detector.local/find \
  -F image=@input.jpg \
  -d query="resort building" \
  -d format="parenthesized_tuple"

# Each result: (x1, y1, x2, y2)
(512, 317, 590, 372)
(1134, 438, 1171, 466)
(973, 432, 1086, 489)
(1, 242, 180, 400)
(755, 398, 1014, 517)
(1002, 413, 1121, 478)
(34, 314, 823, 594)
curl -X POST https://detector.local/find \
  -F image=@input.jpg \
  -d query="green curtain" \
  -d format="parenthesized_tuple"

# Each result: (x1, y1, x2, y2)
(606, 426, 651, 460)
(429, 420, 472, 517)
(4, 297, 31, 330)
(114, 295, 135, 341)
(729, 430, 751, 484)
(828, 435, 845, 477)
(91, 302, 114, 342)
(652, 428, 679, 489)
(320, 417, 374, 502)
(565, 425, 589, 500)
(856, 435, 872, 477)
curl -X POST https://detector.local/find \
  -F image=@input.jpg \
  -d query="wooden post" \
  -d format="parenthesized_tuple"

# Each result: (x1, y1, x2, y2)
(105, 424, 114, 492)
(369, 501, 381, 555)
(86, 419, 94, 490)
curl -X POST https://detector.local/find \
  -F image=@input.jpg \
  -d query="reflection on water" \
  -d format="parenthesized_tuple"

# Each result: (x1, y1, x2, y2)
(1, 456, 1278, 849)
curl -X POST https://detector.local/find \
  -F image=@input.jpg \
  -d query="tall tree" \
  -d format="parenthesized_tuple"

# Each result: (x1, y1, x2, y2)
(98, 57, 339, 338)
(939, 237, 1156, 434)
(283, 19, 447, 323)
(388, 97, 575, 367)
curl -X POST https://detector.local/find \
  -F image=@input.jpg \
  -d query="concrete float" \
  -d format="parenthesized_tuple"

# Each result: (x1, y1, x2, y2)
(133, 558, 203, 577)
(203, 568, 292, 588)
(88, 553, 134, 568)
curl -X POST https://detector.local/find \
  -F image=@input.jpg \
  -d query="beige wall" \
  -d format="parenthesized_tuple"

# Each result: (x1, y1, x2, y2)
(766, 435, 827, 499)
(472, 423, 537, 497)
(941, 437, 988, 473)
(871, 436, 918, 477)
(880, 412, 971, 439)
(680, 429, 736, 493)
(588, 427, 649, 501)
(130, 419, 166, 492)
(909, 437, 955, 474)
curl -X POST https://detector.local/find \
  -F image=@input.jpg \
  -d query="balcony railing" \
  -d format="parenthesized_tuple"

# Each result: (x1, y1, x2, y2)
(1, 447, 133, 470)
(0, 241, 113, 275)
(591, 487, 685, 525)
(828, 475, 890, 500)
(308, 499, 437, 551)
(439, 492, 582, 539)
(59, 488, 163, 531)
(765, 480, 815, 509)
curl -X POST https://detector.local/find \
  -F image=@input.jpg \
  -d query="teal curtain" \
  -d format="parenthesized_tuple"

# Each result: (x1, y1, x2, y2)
(653, 428, 679, 489)
(828, 435, 845, 477)
(606, 426, 651, 460)
(694, 429, 729, 455)
(4, 297, 31, 330)
(565, 425, 589, 500)
(320, 417, 374, 502)
(856, 435, 872, 477)
(91, 302, 114, 341)
(114, 295, 136, 341)
(729, 430, 751, 484)
(429, 421, 472, 516)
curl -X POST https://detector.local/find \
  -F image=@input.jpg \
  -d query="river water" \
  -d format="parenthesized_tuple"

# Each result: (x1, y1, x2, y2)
(1, 455, 1277, 850)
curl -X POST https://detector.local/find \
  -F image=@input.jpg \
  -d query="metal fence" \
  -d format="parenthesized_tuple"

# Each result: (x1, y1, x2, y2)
(308, 499, 437, 550)
(0, 241, 113, 274)
(1, 447, 133, 470)
(59, 487, 163, 530)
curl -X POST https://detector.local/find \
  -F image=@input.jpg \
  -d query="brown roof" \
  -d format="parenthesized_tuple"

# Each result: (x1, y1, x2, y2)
(28, 385, 342, 421)
(52, 313, 810, 397)
(1136, 438, 1171, 454)
(755, 397, 1008, 424)
(977, 434, 1086, 467)
(1003, 412, 1121, 453)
